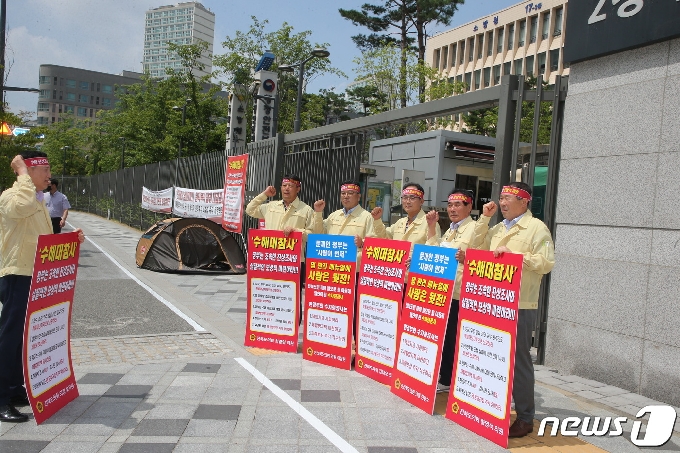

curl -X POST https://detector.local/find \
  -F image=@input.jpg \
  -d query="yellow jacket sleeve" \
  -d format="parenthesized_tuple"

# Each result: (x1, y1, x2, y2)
(0, 175, 42, 219)
(522, 224, 555, 275)
(470, 215, 493, 250)
(372, 219, 393, 239)
(245, 192, 268, 219)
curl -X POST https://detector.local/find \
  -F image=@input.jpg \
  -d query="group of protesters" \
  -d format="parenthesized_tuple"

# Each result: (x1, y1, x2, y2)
(246, 174, 555, 438)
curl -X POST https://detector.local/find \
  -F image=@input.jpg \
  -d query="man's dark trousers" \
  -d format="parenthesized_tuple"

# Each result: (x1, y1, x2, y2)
(0, 275, 32, 405)
(51, 217, 62, 234)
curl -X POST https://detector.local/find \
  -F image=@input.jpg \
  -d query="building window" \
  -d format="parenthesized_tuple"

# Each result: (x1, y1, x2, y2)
(64, 105, 74, 114)
(459, 41, 465, 64)
(550, 48, 560, 71)
(538, 52, 546, 75)
(102, 98, 111, 107)
(451, 44, 457, 67)
(96, 82, 100, 92)
(554, 7, 563, 36)
(434, 48, 441, 69)
(519, 20, 526, 47)
(497, 28, 504, 54)
(530, 16, 538, 44)
(52, 117, 56, 124)
(39, 76, 50, 85)
(37, 117, 48, 125)
(96, 96, 99, 105)
(468, 38, 474, 62)
(39, 89, 50, 98)
(483, 67, 491, 87)
(66, 93, 76, 101)
(79, 94, 89, 103)
(58, 105, 62, 113)
(541, 12, 550, 40)
(474, 69, 481, 90)
(52, 104, 56, 113)
(38, 102, 49, 112)
(66, 79, 76, 88)
(508, 24, 515, 50)
(90, 108, 93, 117)
(487, 31, 493, 56)
(514, 58, 523, 75)
(477, 34, 483, 59)
(504, 61, 511, 76)
(53, 76, 58, 85)
(464, 72, 472, 91)
(77, 107, 87, 117)
(102, 85, 113, 93)
(442, 46, 448, 69)
(493, 65, 501, 84)
(53, 89, 57, 99)
(80, 81, 89, 90)
(59, 91, 63, 100)
(526, 55, 535, 76)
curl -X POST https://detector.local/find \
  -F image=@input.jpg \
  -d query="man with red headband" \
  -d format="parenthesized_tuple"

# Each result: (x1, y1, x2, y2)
(425, 189, 475, 393)
(470, 181, 555, 438)
(370, 183, 440, 245)
(0, 152, 85, 423)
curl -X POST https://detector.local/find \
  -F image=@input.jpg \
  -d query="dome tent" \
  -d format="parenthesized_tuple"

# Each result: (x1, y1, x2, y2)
(136, 218, 246, 274)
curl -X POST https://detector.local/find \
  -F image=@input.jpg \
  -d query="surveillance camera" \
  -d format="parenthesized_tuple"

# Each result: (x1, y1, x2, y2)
(249, 80, 261, 93)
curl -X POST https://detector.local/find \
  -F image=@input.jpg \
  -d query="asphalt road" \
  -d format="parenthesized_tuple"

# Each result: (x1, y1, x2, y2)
(68, 224, 195, 339)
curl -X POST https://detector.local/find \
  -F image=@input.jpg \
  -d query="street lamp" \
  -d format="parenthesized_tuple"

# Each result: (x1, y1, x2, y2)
(279, 47, 330, 133)
(60, 146, 69, 179)
(118, 137, 125, 169)
(172, 98, 191, 188)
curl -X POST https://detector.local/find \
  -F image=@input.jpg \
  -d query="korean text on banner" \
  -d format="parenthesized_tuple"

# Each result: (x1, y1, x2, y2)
(222, 154, 249, 233)
(355, 237, 410, 385)
(245, 229, 302, 353)
(141, 187, 173, 213)
(391, 244, 457, 414)
(303, 234, 357, 370)
(173, 187, 224, 223)
(23, 232, 81, 425)
(445, 249, 522, 449)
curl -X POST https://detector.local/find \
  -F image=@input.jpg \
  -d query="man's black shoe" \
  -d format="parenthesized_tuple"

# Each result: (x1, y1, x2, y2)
(0, 404, 29, 423)
(10, 393, 30, 406)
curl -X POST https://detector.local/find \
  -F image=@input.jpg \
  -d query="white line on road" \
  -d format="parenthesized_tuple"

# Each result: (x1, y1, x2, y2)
(234, 357, 359, 453)
(70, 223, 205, 332)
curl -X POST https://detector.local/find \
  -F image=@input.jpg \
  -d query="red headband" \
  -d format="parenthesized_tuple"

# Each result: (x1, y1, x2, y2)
(402, 187, 424, 199)
(341, 184, 360, 193)
(448, 193, 472, 204)
(501, 185, 532, 201)
(24, 157, 50, 167)
(282, 178, 301, 188)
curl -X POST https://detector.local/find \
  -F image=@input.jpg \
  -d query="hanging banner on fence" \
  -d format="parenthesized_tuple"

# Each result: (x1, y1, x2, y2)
(222, 154, 249, 233)
(355, 237, 410, 385)
(245, 229, 302, 353)
(23, 232, 81, 425)
(141, 186, 173, 213)
(173, 187, 223, 223)
(303, 234, 357, 370)
(391, 244, 457, 414)
(446, 249, 522, 449)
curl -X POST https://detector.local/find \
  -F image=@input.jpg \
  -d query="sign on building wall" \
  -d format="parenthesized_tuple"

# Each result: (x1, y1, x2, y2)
(226, 84, 248, 150)
(253, 70, 278, 142)
(564, 0, 680, 63)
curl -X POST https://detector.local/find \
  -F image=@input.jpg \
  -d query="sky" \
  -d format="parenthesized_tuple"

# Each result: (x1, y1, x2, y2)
(5, 0, 518, 117)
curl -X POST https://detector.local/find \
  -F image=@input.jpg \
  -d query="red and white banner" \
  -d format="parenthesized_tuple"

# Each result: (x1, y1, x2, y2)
(355, 237, 410, 385)
(245, 229, 302, 353)
(303, 234, 357, 370)
(173, 187, 223, 223)
(222, 154, 249, 233)
(23, 232, 80, 425)
(446, 249, 523, 449)
(391, 244, 457, 414)
(141, 187, 173, 213)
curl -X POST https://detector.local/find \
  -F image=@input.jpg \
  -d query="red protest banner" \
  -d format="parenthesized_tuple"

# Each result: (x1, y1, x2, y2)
(355, 237, 410, 385)
(23, 232, 80, 425)
(222, 154, 249, 233)
(245, 229, 302, 353)
(446, 249, 523, 449)
(391, 244, 457, 414)
(302, 234, 357, 370)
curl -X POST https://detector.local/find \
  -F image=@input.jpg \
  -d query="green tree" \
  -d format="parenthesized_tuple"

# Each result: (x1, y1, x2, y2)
(37, 114, 89, 176)
(213, 17, 345, 134)
(301, 89, 351, 129)
(346, 84, 389, 116)
(0, 110, 44, 189)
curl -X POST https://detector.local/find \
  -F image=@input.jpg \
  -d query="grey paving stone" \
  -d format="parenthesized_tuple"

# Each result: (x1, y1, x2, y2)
(599, 394, 640, 407)
(193, 404, 241, 420)
(270, 378, 302, 390)
(535, 376, 568, 386)
(557, 381, 599, 392)
(145, 403, 198, 419)
(77, 373, 124, 385)
(80, 401, 139, 419)
(227, 307, 247, 313)
(131, 418, 189, 436)
(40, 440, 105, 453)
(173, 443, 231, 453)
(301, 389, 341, 403)
(0, 440, 50, 453)
(183, 419, 237, 437)
(217, 289, 238, 293)
(368, 448, 418, 453)
(118, 443, 176, 453)
(195, 291, 216, 295)
(102, 385, 152, 398)
(591, 385, 631, 397)
(574, 390, 607, 400)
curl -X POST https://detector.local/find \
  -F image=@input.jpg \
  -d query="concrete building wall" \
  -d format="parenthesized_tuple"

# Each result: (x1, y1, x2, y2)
(545, 38, 680, 406)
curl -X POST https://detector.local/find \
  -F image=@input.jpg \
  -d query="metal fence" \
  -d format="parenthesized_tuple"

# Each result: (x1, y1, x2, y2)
(59, 74, 567, 363)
